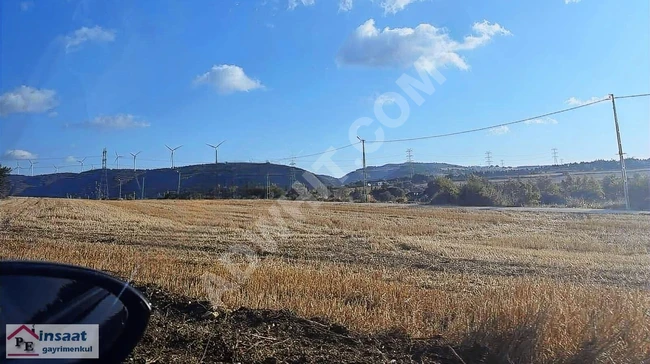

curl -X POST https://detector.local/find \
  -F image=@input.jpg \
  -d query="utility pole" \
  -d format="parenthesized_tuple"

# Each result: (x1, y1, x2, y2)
(406, 149, 414, 179)
(357, 136, 367, 202)
(609, 94, 630, 210)
(560, 159, 564, 165)
(485, 151, 492, 166)
(266, 172, 270, 199)
(501, 160, 505, 167)
(552, 148, 559, 165)
(177, 170, 181, 195)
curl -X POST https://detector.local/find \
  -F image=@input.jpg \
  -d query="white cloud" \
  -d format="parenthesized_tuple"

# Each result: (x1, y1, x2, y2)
(288, 0, 315, 10)
(565, 95, 607, 106)
(488, 126, 510, 135)
(565, 0, 581, 4)
(380, 0, 420, 15)
(339, 0, 353, 12)
(63, 26, 115, 52)
(194, 64, 264, 94)
(69, 114, 150, 130)
(337, 19, 511, 72)
(0, 86, 57, 117)
(48, 111, 58, 118)
(65, 156, 77, 163)
(4, 149, 37, 160)
(20, 1, 34, 11)
(375, 93, 397, 105)
(525, 117, 558, 125)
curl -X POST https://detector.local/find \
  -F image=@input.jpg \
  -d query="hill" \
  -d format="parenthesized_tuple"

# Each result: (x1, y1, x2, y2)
(340, 158, 650, 184)
(340, 162, 463, 184)
(7, 162, 341, 199)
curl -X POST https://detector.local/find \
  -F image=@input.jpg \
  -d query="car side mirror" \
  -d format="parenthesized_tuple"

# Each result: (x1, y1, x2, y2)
(0, 260, 151, 363)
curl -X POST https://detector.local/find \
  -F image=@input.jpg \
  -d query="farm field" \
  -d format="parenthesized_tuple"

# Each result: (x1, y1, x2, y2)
(1, 198, 649, 363)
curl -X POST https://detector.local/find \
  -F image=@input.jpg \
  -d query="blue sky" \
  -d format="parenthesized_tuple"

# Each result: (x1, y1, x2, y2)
(1, 0, 648, 177)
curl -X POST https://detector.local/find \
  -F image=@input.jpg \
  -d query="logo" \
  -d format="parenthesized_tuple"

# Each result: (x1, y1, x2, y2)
(6, 324, 99, 359)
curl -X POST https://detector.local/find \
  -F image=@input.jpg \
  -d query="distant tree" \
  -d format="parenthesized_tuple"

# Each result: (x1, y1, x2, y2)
(411, 174, 429, 184)
(536, 176, 565, 205)
(287, 182, 309, 200)
(458, 175, 499, 206)
(0, 164, 10, 199)
(425, 176, 459, 205)
(628, 174, 650, 211)
(601, 175, 624, 200)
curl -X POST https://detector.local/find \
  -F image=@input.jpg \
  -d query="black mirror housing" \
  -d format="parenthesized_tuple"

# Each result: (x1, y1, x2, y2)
(0, 260, 151, 363)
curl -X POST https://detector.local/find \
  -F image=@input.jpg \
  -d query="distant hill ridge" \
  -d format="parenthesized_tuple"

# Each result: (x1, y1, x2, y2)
(6, 158, 649, 198)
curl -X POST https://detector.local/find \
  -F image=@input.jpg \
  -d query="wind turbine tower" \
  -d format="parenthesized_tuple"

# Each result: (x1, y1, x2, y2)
(130, 152, 141, 171)
(165, 145, 182, 169)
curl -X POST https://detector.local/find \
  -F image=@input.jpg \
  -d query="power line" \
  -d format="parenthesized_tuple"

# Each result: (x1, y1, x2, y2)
(271, 142, 360, 162)
(613, 93, 650, 100)
(367, 97, 611, 144)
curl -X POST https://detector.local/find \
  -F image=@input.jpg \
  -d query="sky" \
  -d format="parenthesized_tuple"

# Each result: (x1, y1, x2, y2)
(1, 0, 649, 177)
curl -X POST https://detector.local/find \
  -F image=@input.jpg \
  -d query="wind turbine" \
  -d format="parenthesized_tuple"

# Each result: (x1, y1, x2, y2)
(77, 157, 86, 172)
(206, 141, 226, 165)
(53, 165, 60, 173)
(28, 159, 38, 176)
(115, 151, 124, 169)
(165, 145, 182, 169)
(130, 151, 141, 171)
(15, 162, 21, 175)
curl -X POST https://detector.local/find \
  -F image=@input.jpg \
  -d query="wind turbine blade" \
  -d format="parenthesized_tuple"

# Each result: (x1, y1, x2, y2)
(175, 145, 183, 150)
(207, 143, 216, 148)
(217, 140, 226, 148)
(165, 144, 172, 151)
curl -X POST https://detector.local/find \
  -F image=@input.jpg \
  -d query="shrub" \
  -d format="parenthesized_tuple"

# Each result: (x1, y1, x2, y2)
(458, 175, 499, 206)
(426, 176, 459, 205)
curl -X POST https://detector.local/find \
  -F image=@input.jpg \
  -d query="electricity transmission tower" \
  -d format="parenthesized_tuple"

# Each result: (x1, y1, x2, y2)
(552, 148, 559, 165)
(406, 149, 414, 179)
(289, 157, 296, 188)
(485, 151, 492, 166)
(99, 148, 109, 200)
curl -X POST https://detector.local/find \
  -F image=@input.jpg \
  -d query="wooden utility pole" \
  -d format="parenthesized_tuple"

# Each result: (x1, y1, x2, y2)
(609, 94, 630, 210)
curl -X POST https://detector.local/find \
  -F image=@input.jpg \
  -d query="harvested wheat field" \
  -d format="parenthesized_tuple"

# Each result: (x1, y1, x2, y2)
(1, 197, 649, 363)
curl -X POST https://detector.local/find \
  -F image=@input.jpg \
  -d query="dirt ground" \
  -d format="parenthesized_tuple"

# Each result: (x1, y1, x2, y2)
(126, 284, 489, 364)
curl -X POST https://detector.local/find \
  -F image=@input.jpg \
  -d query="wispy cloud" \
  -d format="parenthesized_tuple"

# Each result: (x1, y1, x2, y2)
(380, 0, 421, 15)
(63, 26, 115, 52)
(67, 114, 150, 130)
(3, 149, 37, 160)
(194, 64, 264, 94)
(337, 19, 511, 73)
(20, 1, 34, 11)
(525, 117, 558, 125)
(288, 0, 315, 10)
(0, 86, 57, 117)
(488, 126, 510, 135)
(339, 0, 353, 12)
(65, 156, 77, 163)
(565, 0, 581, 4)
(565, 95, 608, 106)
